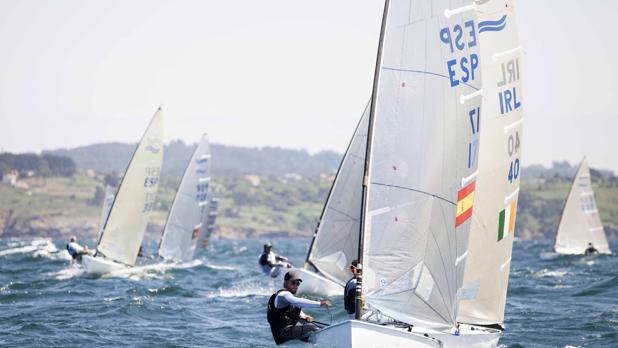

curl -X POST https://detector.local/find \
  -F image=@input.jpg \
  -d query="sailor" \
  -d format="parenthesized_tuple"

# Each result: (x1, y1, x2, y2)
(66, 235, 91, 261)
(584, 242, 598, 255)
(344, 259, 359, 319)
(258, 243, 291, 278)
(267, 271, 332, 344)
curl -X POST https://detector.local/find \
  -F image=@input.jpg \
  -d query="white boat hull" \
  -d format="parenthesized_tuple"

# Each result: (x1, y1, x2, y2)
(310, 320, 500, 348)
(82, 255, 127, 275)
(554, 246, 611, 255)
(293, 268, 344, 297)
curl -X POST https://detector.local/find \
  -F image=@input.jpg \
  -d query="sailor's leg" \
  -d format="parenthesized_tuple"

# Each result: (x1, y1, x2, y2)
(278, 324, 319, 343)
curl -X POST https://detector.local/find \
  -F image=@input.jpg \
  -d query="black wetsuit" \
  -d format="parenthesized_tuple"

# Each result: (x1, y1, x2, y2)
(267, 289, 319, 344)
(344, 277, 357, 317)
(585, 246, 598, 255)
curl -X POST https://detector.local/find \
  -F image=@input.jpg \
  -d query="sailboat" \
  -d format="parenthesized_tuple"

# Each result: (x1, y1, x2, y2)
(82, 108, 164, 275)
(158, 134, 212, 261)
(554, 157, 611, 255)
(294, 102, 370, 297)
(202, 197, 219, 247)
(458, 0, 524, 334)
(96, 185, 115, 242)
(310, 0, 517, 346)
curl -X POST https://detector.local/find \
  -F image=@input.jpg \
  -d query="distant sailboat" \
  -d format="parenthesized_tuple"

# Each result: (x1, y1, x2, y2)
(82, 108, 164, 275)
(96, 185, 115, 242)
(294, 101, 370, 297)
(458, 0, 524, 334)
(554, 157, 611, 255)
(310, 0, 501, 346)
(158, 134, 212, 261)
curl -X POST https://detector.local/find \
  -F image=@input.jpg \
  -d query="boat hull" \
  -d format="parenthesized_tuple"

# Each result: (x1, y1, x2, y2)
(82, 255, 127, 275)
(293, 268, 344, 297)
(310, 320, 500, 348)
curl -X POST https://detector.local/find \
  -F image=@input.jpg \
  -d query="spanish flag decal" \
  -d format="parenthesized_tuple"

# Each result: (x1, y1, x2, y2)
(455, 182, 476, 227)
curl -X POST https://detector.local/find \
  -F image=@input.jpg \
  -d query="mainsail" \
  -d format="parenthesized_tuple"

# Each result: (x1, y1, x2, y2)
(305, 102, 370, 286)
(159, 134, 212, 261)
(554, 157, 611, 254)
(97, 109, 164, 266)
(360, 0, 482, 329)
(458, 0, 524, 326)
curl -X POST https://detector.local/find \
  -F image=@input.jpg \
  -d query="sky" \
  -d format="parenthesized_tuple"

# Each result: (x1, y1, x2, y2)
(0, 0, 616, 172)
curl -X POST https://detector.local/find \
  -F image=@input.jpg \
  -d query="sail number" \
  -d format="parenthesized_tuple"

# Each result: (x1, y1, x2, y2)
(467, 107, 481, 169)
(143, 192, 157, 212)
(196, 183, 209, 202)
(507, 131, 521, 183)
(144, 167, 161, 187)
(439, 21, 479, 87)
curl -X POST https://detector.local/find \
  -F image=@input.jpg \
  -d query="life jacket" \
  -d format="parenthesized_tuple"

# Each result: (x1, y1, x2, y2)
(267, 289, 301, 344)
(344, 278, 356, 315)
(259, 252, 269, 266)
(66, 244, 78, 260)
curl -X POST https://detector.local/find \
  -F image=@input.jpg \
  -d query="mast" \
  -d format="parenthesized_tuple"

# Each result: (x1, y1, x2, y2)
(356, 0, 390, 320)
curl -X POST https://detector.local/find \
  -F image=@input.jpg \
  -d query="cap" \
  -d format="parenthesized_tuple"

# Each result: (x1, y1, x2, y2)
(264, 243, 272, 248)
(284, 271, 302, 282)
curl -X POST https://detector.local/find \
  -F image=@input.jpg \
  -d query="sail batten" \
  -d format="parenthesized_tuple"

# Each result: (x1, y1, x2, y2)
(158, 134, 212, 261)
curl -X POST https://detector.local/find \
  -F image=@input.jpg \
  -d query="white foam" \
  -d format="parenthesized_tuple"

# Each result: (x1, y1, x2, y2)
(0, 239, 58, 257)
(207, 283, 274, 299)
(535, 269, 568, 278)
(101, 259, 203, 280)
(202, 261, 238, 271)
(47, 265, 84, 280)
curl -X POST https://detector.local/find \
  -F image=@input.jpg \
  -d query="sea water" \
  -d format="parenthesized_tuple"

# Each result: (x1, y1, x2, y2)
(0, 237, 616, 347)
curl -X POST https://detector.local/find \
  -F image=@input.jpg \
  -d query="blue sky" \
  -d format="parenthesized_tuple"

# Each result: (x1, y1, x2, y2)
(0, 0, 616, 172)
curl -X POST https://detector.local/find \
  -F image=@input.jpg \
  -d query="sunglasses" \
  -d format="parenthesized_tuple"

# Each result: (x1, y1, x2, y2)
(289, 280, 302, 286)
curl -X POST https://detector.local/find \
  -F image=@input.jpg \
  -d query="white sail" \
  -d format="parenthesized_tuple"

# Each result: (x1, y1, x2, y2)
(158, 134, 212, 261)
(306, 102, 370, 286)
(96, 109, 164, 266)
(554, 157, 611, 254)
(361, 0, 482, 329)
(458, 0, 524, 326)
(96, 185, 115, 242)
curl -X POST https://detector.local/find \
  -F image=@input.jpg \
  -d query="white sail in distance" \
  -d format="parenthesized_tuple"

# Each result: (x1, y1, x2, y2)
(458, 0, 524, 326)
(97, 109, 164, 266)
(306, 102, 370, 285)
(361, 0, 482, 329)
(159, 134, 212, 261)
(554, 157, 611, 254)
(96, 185, 115, 242)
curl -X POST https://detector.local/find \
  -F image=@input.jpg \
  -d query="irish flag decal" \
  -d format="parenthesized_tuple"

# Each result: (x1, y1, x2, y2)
(455, 182, 476, 227)
(498, 201, 517, 241)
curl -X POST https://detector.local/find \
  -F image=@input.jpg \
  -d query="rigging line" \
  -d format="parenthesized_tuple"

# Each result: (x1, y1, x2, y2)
(382, 67, 480, 91)
(370, 182, 455, 205)
(422, 265, 455, 323)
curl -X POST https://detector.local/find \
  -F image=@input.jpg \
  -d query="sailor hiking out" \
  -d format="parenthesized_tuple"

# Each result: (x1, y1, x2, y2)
(258, 243, 291, 278)
(66, 235, 92, 261)
(267, 271, 332, 344)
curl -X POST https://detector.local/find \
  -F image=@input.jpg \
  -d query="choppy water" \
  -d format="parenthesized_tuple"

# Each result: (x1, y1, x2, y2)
(0, 237, 616, 347)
